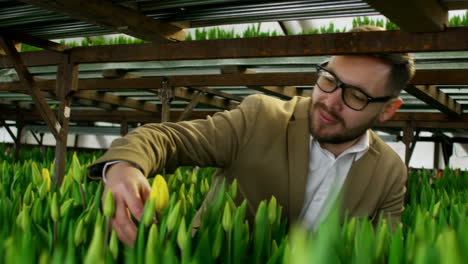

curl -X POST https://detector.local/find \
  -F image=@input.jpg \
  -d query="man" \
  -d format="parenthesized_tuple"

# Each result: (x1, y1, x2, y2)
(88, 26, 415, 245)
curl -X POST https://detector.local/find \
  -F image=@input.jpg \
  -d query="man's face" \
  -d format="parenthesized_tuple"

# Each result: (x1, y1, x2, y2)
(309, 55, 392, 144)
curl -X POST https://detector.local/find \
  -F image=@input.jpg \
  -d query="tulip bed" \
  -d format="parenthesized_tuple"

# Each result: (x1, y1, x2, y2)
(0, 145, 466, 263)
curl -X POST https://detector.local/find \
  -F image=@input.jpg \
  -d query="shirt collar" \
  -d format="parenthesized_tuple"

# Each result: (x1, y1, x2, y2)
(310, 130, 370, 161)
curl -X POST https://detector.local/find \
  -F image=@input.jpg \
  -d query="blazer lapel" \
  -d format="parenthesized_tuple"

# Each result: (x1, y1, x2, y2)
(287, 100, 311, 222)
(341, 131, 379, 216)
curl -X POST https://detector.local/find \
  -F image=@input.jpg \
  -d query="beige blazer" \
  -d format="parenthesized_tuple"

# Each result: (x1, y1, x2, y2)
(90, 94, 407, 226)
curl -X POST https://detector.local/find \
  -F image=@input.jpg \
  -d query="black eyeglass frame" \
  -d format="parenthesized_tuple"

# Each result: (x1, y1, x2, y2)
(315, 64, 394, 111)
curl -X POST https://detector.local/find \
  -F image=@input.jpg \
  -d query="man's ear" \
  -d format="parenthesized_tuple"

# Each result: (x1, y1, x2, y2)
(379, 97, 402, 122)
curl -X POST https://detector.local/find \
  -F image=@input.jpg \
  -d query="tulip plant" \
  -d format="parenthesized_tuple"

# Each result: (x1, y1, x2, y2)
(0, 144, 466, 263)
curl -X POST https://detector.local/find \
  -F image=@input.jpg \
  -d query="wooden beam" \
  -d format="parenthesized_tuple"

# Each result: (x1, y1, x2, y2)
(1, 27, 468, 67)
(178, 91, 202, 122)
(74, 98, 115, 111)
(120, 119, 128, 136)
(0, 73, 316, 91)
(188, 86, 243, 102)
(0, 36, 61, 139)
(172, 87, 238, 110)
(390, 112, 468, 122)
(0, 108, 215, 123)
(53, 56, 78, 186)
(74, 90, 160, 112)
(364, 0, 448, 32)
(102, 69, 141, 79)
(64, 27, 468, 63)
(5, 69, 468, 93)
(221, 66, 301, 99)
(404, 85, 463, 116)
(14, 115, 24, 162)
(248, 85, 298, 99)
(1, 107, 467, 128)
(440, 0, 468, 10)
(0, 27, 72, 53)
(21, 0, 184, 43)
(160, 79, 173, 123)
(410, 69, 468, 85)
(378, 120, 468, 130)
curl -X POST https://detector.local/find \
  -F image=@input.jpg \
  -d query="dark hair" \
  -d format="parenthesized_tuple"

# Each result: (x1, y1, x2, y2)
(349, 25, 415, 96)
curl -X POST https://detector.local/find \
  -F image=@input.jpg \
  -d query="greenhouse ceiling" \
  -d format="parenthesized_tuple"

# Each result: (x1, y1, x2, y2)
(1, 0, 468, 137)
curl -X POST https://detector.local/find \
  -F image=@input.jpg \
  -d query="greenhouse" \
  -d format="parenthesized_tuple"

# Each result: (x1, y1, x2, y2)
(0, 0, 467, 263)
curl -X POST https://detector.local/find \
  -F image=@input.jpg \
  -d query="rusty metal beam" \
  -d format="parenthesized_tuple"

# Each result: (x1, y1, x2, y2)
(20, 0, 184, 43)
(364, 0, 448, 32)
(0, 27, 72, 53)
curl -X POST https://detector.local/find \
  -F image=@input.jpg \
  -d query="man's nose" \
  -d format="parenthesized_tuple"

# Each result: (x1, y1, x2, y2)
(323, 87, 343, 111)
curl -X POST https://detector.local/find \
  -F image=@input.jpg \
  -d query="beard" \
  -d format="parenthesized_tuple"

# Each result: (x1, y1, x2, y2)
(309, 101, 379, 144)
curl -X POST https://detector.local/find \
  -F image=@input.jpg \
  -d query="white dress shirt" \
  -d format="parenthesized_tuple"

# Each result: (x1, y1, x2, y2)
(300, 130, 370, 229)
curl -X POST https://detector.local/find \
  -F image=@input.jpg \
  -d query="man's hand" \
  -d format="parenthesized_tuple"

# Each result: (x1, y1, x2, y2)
(102, 161, 151, 245)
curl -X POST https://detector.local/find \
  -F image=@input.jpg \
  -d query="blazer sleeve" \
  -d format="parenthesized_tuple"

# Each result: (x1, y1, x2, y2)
(88, 95, 265, 179)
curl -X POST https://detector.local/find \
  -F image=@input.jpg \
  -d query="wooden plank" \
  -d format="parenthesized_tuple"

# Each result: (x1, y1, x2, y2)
(22, 0, 184, 43)
(248, 85, 298, 99)
(440, 0, 468, 10)
(120, 119, 128, 136)
(221, 66, 300, 99)
(3, 70, 468, 93)
(364, 0, 448, 32)
(3, 26, 468, 67)
(13, 115, 24, 162)
(178, 91, 202, 122)
(172, 87, 238, 110)
(0, 108, 215, 122)
(410, 69, 468, 85)
(53, 56, 78, 186)
(63, 27, 468, 63)
(0, 27, 72, 53)
(405, 85, 463, 116)
(378, 120, 468, 129)
(74, 90, 160, 112)
(0, 36, 61, 139)
(1, 107, 467, 128)
(74, 98, 115, 111)
(390, 112, 468, 122)
(0, 50, 61, 68)
(161, 97, 170, 122)
(188, 86, 243, 102)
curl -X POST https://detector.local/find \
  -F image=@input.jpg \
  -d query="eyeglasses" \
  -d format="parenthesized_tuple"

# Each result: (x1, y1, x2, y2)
(315, 64, 393, 111)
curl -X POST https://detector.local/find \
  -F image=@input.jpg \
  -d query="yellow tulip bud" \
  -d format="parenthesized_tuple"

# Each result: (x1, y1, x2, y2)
(103, 190, 116, 217)
(177, 218, 187, 251)
(268, 196, 277, 225)
(74, 218, 85, 246)
(222, 203, 232, 232)
(150, 175, 170, 212)
(51, 193, 60, 222)
(42, 168, 51, 192)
